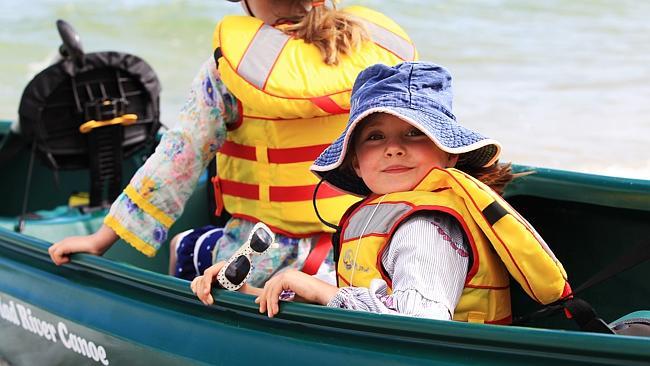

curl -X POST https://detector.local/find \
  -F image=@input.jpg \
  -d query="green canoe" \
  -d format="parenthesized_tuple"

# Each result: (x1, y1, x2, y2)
(1, 117, 649, 365)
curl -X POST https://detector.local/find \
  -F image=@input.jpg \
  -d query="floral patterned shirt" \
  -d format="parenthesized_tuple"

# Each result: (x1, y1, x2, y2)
(105, 56, 236, 256)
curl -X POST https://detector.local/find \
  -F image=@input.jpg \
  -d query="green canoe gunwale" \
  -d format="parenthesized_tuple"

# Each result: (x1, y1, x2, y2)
(508, 165, 650, 211)
(1, 227, 649, 365)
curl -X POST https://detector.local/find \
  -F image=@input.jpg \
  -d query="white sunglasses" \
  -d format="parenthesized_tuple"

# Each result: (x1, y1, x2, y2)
(216, 222, 275, 291)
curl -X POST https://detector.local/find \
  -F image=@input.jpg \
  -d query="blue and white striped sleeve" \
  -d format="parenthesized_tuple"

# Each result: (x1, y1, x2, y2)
(327, 213, 469, 321)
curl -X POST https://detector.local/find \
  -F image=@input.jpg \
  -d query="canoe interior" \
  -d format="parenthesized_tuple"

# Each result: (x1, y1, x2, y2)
(1, 120, 648, 330)
(0, 121, 210, 274)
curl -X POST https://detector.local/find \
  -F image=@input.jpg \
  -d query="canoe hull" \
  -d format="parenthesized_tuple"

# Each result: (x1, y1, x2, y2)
(2, 230, 649, 366)
(2, 121, 649, 365)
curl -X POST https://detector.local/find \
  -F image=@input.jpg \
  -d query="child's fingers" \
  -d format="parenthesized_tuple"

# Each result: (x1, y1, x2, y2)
(258, 282, 273, 315)
(258, 296, 267, 314)
(266, 283, 282, 318)
(267, 295, 273, 317)
(48, 246, 68, 265)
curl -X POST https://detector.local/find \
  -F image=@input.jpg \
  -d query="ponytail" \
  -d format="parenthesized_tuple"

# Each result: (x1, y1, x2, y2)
(282, 0, 369, 65)
(462, 162, 530, 196)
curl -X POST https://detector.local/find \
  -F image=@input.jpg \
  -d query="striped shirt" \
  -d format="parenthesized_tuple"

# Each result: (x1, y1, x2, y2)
(327, 213, 469, 321)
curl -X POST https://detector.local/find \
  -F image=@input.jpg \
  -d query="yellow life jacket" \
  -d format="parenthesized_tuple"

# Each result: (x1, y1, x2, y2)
(337, 168, 571, 324)
(211, 6, 417, 237)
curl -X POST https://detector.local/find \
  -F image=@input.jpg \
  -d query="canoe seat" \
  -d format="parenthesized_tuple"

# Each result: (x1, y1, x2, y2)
(0, 205, 106, 243)
(17, 51, 161, 209)
(610, 311, 650, 337)
(12, 20, 161, 233)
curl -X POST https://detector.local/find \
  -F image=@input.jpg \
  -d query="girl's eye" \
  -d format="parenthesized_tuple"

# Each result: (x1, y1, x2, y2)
(406, 128, 425, 136)
(367, 133, 384, 141)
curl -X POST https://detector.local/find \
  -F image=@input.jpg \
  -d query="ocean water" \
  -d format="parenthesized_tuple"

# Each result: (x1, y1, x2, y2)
(1, 0, 648, 179)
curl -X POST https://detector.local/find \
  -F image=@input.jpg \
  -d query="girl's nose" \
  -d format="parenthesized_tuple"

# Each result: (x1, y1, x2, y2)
(384, 139, 405, 157)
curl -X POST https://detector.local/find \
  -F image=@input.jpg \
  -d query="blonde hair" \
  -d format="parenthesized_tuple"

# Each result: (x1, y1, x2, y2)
(280, 0, 369, 65)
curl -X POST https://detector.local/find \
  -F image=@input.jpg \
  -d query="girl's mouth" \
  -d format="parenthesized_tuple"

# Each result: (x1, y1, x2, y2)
(382, 165, 412, 173)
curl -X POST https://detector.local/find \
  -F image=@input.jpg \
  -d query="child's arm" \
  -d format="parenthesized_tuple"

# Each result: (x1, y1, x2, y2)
(48, 224, 118, 265)
(254, 269, 339, 318)
(99, 56, 235, 257)
(328, 214, 468, 320)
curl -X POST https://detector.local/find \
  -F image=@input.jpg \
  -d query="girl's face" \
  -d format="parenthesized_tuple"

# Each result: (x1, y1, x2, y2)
(352, 113, 458, 195)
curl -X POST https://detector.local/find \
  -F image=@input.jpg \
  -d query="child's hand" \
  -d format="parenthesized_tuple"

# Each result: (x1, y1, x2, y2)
(191, 262, 262, 305)
(190, 261, 227, 305)
(255, 269, 338, 318)
(48, 225, 117, 265)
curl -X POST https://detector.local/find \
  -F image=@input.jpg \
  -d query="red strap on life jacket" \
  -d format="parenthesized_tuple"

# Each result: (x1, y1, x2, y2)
(309, 96, 349, 114)
(301, 234, 332, 275)
(211, 176, 225, 216)
(220, 141, 330, 164)
(217, 178, 343, 202)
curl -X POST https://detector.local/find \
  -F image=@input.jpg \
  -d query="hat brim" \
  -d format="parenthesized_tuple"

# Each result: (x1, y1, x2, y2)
(311, 106, 501, 196)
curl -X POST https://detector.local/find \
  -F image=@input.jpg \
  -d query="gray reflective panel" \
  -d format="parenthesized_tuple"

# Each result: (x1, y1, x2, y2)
(237, 24, 291, 89)
(344, 203, 413, 241)
(362, 20, 415, 61)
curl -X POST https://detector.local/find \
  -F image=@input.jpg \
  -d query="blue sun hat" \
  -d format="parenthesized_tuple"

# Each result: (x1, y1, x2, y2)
(311, 61, 502, 196)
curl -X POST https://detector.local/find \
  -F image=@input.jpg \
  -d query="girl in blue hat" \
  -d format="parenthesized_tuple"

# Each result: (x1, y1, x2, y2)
(239, 62, 569, 322)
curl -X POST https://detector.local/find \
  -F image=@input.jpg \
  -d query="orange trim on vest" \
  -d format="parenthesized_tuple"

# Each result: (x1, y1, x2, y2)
(487, 314, 513, 325)
(211, 176, 226, 216)
(337, 273, 351, 286)
(309, 96, 350, 114)
(220, 140, 330, 163)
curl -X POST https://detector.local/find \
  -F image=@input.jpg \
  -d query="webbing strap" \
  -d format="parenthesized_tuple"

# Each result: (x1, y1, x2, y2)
(217, 178, 343, 202)
(302, 234, 332, 275)
(514, 240, 650, 329)
(574, 239, 650, 294)
(482, 200, 508, 225)
(563, 298, 615, 334)
(220, 141, 330, 164)
(309, 96, 350, 114)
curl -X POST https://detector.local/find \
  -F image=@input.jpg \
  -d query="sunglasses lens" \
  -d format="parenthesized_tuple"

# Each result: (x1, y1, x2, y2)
(224, 255, 251, 285)
(250, 228, 272, 253)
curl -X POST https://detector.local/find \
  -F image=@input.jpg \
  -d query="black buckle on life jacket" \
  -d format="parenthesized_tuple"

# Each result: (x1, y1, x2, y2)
(563, 298, 615, 334)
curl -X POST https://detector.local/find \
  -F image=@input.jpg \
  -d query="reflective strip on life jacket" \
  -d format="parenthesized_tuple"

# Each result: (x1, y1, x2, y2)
(218, 178, 343, 202)
(342, 202, 413, 241)
(237, 24, 291, 89)
(234, 20, 414, 93)
(220, 140, 330, 163)
(362, 20, 416, 61)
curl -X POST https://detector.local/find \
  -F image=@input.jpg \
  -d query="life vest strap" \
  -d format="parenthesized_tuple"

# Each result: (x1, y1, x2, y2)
(218, 178, 343, 202)
(220, 140, 330, 164)
(211, 176, 226, 216)
(302, 234, 332, 275)
(309, 96, 350, 114)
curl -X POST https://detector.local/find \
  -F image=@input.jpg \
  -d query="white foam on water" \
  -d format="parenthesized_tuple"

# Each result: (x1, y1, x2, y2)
(1, 0, 648, 179)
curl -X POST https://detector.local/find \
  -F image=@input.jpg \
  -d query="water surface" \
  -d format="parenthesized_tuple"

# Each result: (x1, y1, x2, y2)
(1, 0, 648, 178)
